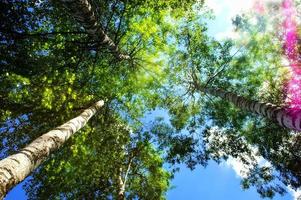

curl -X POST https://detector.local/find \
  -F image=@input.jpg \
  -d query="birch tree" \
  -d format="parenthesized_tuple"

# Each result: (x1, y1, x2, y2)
(0, 100, 104, 199)
(3, 0, 301, 198)
(24, 114, 171, 200)
(165, 8, 301, 196)
(193, 82, 301, 132)
(1, 1, 198, 198)
(57, 0, 130, 60)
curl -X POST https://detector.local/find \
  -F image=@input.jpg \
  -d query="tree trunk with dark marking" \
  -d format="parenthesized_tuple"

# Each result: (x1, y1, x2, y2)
(0, 100, 104, 199)
(196, 85, 301, 131)
(117, 167, 125, 200)
(58, 0, 130, 60)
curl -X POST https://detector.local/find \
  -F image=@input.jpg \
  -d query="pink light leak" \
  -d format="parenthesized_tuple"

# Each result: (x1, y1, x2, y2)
(282, 0, 301, 109)
(253, 0, 265, 14)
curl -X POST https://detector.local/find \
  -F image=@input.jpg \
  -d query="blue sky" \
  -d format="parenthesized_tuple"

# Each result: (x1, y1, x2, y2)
(4, 0, 299, 199)
(167, 163, 292, 200)
(5, 160, 294, 200)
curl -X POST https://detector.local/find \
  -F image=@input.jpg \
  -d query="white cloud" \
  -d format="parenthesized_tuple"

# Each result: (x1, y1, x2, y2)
(288, 187, 301, 200)
(205, 0, 284, 41)
(223, 143, 300, 200)
(214, 28, 240, 40)
(206, 126, 261, 178)
(206, 0, 255, 19)
(225, 153, 263, 177)
(205, 0, 256, 40)
(225, 157, 251, 178)
(205, 0, 223, 15)
(224, 0, 254, 18)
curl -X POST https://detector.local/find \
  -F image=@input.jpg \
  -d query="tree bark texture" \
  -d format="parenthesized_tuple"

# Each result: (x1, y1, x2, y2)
(199, 86, 301, 131)
(58, 0, 130, 60)
(117, 167, 125, 200)
(0, 100, 104, 199)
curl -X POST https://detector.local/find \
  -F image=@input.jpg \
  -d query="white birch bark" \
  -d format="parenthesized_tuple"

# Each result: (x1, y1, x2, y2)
(58, 0, 130, 60)
(0, 100, 104, 199)
(198, 86, 301, 131)
(117, 167, 125, 200)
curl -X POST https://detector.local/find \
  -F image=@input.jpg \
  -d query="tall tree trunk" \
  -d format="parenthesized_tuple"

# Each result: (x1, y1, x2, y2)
(117, 159, 132, 200)
(58, 0, 130, 60)
(117, 148, 133, 200)
(117, 167, 125, 200)
(0, 100, 104, 199)
(196, 84, 301, 131)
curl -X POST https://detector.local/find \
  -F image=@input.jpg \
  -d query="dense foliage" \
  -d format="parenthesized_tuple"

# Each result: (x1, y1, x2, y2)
(1, 0, 301, 199)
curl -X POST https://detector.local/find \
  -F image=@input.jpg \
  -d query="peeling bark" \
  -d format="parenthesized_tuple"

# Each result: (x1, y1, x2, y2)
(0, 100, 104, 199)
(197, 85, 301, 131)
(58, 0, 130, 60)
